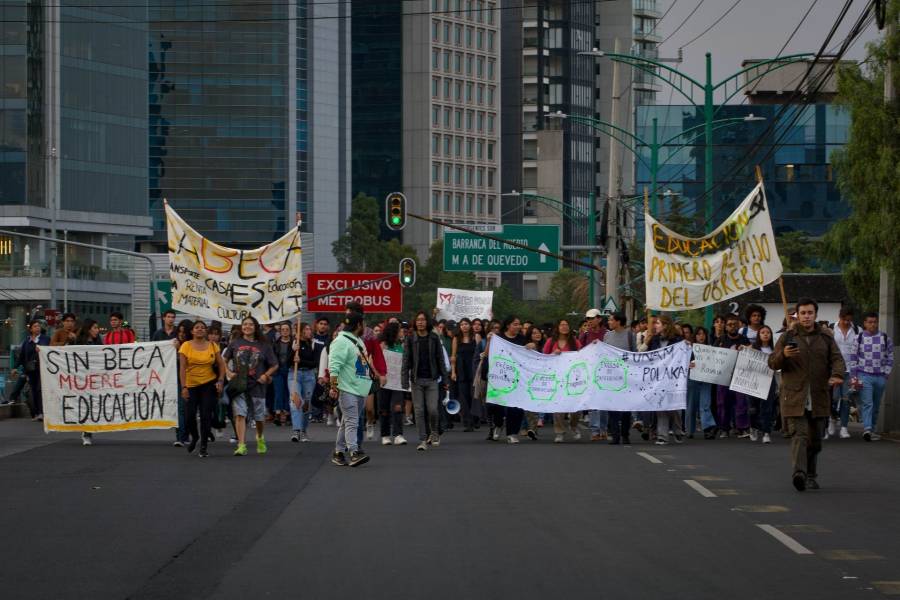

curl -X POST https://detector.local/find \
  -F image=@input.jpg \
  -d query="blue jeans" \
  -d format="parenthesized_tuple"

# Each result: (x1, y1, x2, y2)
(686, 380, 714, 434)
(336, 391, 363, 454)
(289, 369, 317, 433)
(831, 372, 852, 427)
(272, 367, 290, 412)
(589, 410, 608, 435)
(858, 372, 887, 432)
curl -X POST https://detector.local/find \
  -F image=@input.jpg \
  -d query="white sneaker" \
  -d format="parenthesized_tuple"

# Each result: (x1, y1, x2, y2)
(870, 433, 881, 441)
(491, 428, 500, 441)
(839, 427, 850, 439)
(823, 429, 831, 440)
(554, 434, 564, 443)
(429, 433, 441, 447)
(381, 436, 392, 446)
(507, 435, 520, 444)
(393, 434, 408, 446)
(827, 419, 837, 436)
(366, 424, 375, 440)
(572, 430, 582, 441)
(749, 428, 758, 442)
(326, 415, 335, 427)
(82, 433, 92, 446)
(762, 433, 772, 444)
(416, 441, 427, 451)
(301, 432, 310, 442)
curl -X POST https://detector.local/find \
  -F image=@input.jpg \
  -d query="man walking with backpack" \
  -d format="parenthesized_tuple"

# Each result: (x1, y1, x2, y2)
(329, 312, 373, 467)
(829, 306, 859, 439)
(851, 312, 894, 442)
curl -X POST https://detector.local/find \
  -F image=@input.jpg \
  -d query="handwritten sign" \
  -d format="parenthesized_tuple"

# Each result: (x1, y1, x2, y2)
(689, 345, 739, 386)
(487, 335, 690, 412)
(382, 349, 409, 392)
(435, 288, 493, 321)
(644, 183, 783, 311)
(39, 341, 178, 433)
(729, 348, 775, 399)
(166, 203, 303, 324)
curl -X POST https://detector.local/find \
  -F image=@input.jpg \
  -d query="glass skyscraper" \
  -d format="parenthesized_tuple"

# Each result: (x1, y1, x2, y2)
(635, 103, 850, 237)
(147, 0, 350, 273)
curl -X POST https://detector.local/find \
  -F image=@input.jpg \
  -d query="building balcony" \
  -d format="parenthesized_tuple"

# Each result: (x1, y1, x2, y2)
(633, 0, 662, 19)
(522, 75, 550, 85)
(523, 47, 550, 57)
(633, 29, 662, 43)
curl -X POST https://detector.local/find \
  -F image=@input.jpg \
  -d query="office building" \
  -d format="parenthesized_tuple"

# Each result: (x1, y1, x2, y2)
(401, 0, 501, 280)
(146, 0, 351, 273)
(0, 0, 151, 347)
(501, 0, 596, 299)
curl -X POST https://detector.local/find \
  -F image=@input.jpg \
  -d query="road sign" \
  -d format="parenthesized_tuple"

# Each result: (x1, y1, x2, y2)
(600, 296, 619, 315)
(306, 273, 403, 313)
(443, 224, 560, 273)
(153, 281, 172, 314)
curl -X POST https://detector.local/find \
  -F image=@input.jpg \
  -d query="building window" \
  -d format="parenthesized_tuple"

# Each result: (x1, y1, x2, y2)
(487, 87, 495, 106)
(444, 135, 452, 155)
(444, 22, 451, 43)
(477, 29, 484, 49)
(477, 84, 484, 104)
(476, 168, 484, 187)
(443, 50, 451, 71)
(466, 55, 474, 75)
(432, 78, 439, 98)
(432, 134, 440, 155)
(466, 110, 474, 130)
(487, 169, 495, 188)
(487, 142, 494, 160)
(454, 24, 462, 45)
(444, 192, 452, 212)
(455, 136, 463, 156)
(443, 78, 451, 98)
(432, 20, 440, 41)
(432, 191, 440, 210)
(477, 194, 485, 214)
(432, 163, 440, 183)
(455, 80, 463, 101)
(466, 82, 473, 102)
(432, 106, 440, 126)
(466, 166, 474, 186)
(488, 195, 495, 215)
(475, 0, 484, 23)
(455, 109, 463, 129)
(432, 50, 439, 69)
(466, 138, 474, 158)
(466, 26, 473, 47)
(487, 114, 495, 133)
(454, 52, 462, 73)
(466, 194, 474, 213)
(476, 140, 483, 159)
(444, 164, 452, 184)
(488, 30, 495, 51)
(455, 194, 462, 213)
(454, 164, 462, 185)
(477, 57, 484, 79)
(444, 108, 452, 127)
(523, 279, 538, 301)
(487, 1, 496, 25)
(487, 59, 495, 80)
(477, 112, 484, 132)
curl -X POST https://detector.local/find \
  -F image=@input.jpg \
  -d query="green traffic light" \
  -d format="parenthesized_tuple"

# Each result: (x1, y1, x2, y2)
(391, 216, 401, 224)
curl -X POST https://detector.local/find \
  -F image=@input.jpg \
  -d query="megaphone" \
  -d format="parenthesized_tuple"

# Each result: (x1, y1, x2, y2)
(443, 395, 460, 415)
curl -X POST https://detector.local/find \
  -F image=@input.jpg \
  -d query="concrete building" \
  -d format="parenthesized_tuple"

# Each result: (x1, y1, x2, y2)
(401, 0, 501, 283)
(0, 1, 152, 348)
(500, 0, 597, 300)
(145, 0, 351, 273)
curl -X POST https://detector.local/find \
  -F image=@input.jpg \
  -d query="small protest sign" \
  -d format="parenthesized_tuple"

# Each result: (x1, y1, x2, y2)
(689, 345, 739, 386)
(728, 348, 775, 399)
(435, 288, 493, 321)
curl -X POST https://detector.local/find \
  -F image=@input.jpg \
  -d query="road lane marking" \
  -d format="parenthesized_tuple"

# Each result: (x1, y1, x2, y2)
(684, 479, 717, 497)
(636, 452, 662, 464)
(732, 505, 790, 513)
(822, 549, 886, 561)
(756, 524, 814, 555)
(709, 488, 741, 496)
(778, 524, 831, 534)
(693, 475, 729, 481)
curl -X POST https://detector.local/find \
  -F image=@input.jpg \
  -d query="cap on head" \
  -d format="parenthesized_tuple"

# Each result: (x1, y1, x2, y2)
(585, 308, 601, 318)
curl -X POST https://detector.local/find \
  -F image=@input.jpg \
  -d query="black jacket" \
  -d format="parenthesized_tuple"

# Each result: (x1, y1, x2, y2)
(401, 331, 449, 388)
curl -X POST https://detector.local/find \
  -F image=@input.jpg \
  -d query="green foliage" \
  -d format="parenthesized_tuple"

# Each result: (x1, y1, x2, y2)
(775, 231, 825, 273)
(824, 7, 900, 310)
(402, 239, 480, 315)
(537, 268, 589, 324)
(332, 193, 418, 273)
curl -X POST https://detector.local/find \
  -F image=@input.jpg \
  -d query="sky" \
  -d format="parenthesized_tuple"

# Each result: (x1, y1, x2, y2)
(654, 0, 882, 103)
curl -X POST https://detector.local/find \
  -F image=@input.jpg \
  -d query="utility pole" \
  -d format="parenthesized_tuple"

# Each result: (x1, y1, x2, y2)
(879, 4, 897, 433)
(603, 37, 622, 311)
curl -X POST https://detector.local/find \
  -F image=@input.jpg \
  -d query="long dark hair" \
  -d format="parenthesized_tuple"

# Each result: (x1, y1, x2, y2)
(241, 316, 264, 342)
(694, 326, 709, 345)
(501, 316, 520, 334)
(380, 321, 401, 346)
(454, 318, 473, 343)
(752, 325, 775, 350)
(176, 319, 195, 342)
(550, 318, 576, 347)
(75, 319, 98, 344)
(412, 311, 431, 333)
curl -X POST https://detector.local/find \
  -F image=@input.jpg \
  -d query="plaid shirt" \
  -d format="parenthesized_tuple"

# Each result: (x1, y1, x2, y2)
(850, 331, 894, 378)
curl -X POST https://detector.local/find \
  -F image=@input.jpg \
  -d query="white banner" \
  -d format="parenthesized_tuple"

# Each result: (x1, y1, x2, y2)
(689, 345, 739, 386)
(39, 341, 178, 433)
(487, 335, 690, 412)
(728, 348, 775, 399)
(382, 348, 410, 392)
(644, 183, 783, 311)
(166, 203, 303, 324)
(436, 288, 493, 321)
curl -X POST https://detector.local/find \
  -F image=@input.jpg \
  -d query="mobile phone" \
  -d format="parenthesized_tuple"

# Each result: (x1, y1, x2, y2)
(786, 342, 799, 350)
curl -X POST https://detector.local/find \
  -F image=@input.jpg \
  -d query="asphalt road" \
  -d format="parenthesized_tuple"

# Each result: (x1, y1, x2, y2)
(2, 418, 899, 600)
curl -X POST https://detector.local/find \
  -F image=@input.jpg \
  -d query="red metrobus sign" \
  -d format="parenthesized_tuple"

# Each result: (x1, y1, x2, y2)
(306, 273, 403, 313)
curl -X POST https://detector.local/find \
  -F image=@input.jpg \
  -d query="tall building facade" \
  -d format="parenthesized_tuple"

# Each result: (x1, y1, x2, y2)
(146, 0, 351, 273)
(0, 0, 151, 347)
(501, 0, 595, 300)
(402, 0, 501, 278)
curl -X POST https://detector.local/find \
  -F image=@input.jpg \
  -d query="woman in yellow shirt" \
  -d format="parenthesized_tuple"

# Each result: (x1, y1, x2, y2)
(179, 321, 227, 457)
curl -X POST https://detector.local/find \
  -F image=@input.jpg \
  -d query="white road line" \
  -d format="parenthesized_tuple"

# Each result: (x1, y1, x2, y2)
(756, 524, 814, 555)
(684, 479, 718, 498)
(636, 452, 662, 464)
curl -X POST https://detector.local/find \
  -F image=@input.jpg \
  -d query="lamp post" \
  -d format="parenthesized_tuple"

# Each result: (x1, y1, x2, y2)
(577, 49, 810, 322)
(502, 190, 599, 308)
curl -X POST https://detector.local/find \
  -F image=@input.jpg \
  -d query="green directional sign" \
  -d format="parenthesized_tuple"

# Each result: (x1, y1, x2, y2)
(152, 280, 172, 314)
(443, 224, 560, 273)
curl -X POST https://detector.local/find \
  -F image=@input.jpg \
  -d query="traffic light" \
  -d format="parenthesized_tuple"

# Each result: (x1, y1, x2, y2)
(399, 258, 416, 288)
(386, 192, 407, 231)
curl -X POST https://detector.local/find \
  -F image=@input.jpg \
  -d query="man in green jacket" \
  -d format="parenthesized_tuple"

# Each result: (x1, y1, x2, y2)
(328, 312, 373, 467)
(768, 298, 845, 491)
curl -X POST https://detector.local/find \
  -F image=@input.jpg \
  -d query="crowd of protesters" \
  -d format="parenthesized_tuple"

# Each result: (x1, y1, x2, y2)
(2, 299, 893, 487)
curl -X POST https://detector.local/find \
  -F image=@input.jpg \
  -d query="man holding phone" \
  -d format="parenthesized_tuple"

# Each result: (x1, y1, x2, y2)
(769, 298, 845, 492)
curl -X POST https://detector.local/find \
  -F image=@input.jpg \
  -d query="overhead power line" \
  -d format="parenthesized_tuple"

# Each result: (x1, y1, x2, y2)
(679, 0, 743, 50)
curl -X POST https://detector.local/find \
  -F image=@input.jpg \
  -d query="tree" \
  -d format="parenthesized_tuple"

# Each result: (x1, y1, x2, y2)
(332, 193, 417, 273)
(776, 231, 825, 273)
(824, 6, 900, 310)
(538, 268, 589, 324)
